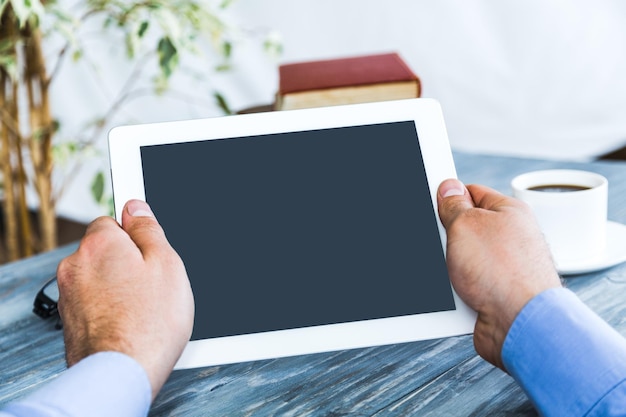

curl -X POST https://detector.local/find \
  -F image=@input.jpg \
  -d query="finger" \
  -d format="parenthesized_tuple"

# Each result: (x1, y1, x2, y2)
(437, 178, 475, 228)
(76, 216, 125, 257)
(121, 200, 170, 258)
(83, 215, 121, 237)
(466, 184, 527, 212)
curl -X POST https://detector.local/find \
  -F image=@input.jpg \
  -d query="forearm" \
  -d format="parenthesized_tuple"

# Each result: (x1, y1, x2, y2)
(0, 352, 151, 417)
(503, 287, 626, 416)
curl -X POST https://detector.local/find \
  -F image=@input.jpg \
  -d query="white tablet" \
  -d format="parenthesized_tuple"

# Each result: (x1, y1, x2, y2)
(108, 98, 476, 369)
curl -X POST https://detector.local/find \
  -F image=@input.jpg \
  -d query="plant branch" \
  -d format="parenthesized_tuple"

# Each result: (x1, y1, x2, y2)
(0, 105, 21, 138)
(45, 41, 69, 89)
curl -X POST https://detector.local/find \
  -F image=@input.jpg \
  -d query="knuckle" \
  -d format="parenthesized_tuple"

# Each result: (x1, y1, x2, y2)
(444, 197, 467, 215)
(85, 215, 117, 234)
(450, 208, 482, 234)
(56, 255, 79, 291)
(81, 218, 123, 250)
(129, 217, 163, 235)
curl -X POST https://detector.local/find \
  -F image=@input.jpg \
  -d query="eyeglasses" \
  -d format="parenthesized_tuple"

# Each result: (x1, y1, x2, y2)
(33, 276, 63, 330)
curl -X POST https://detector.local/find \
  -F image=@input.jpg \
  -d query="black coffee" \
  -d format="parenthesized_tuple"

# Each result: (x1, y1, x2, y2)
(527, 184, 591, 192)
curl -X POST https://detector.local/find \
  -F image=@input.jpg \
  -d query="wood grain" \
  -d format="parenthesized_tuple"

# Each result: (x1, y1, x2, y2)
(1, 153, 625, 416)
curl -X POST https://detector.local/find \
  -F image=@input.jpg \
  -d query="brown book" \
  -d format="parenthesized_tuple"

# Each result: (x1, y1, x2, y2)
(275, 52, 421, 111)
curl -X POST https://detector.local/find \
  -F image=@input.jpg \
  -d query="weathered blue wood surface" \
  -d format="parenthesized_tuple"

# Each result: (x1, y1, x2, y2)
(1, 152, 625, 416)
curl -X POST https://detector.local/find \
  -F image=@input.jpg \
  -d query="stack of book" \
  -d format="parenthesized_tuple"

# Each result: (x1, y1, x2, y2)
(275, 52, 421, 111)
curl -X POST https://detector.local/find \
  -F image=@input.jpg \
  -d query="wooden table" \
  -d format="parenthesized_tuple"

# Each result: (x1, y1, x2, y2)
(2, 152, 626, 416)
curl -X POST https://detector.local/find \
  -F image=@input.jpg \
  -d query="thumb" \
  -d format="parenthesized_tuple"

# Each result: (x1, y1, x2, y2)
(437, 179, 475, 229)
(121, 200, 169, 257)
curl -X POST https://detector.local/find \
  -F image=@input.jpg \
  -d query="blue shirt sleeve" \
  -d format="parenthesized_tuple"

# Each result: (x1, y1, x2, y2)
(0, 351, 151, 417)
(502, 287, 626, 417)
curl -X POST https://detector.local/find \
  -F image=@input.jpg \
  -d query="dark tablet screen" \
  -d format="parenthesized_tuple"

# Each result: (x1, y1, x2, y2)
(141, 121, 455, 341)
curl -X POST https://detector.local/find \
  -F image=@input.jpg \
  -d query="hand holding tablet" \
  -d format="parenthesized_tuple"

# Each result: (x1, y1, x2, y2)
(108, 98, 476, 369)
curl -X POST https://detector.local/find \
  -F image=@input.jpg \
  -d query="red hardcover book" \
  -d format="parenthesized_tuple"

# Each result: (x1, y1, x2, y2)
(275, 52, 421, 110)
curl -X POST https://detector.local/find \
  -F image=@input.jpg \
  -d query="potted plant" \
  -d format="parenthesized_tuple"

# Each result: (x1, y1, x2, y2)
(0, 0, 280, 263)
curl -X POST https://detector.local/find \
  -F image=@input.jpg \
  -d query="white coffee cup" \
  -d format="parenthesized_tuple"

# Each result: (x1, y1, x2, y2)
(511, 169, 608, 268)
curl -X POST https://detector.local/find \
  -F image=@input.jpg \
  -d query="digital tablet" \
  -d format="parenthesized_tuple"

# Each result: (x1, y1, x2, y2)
(108, 98, 476, 369)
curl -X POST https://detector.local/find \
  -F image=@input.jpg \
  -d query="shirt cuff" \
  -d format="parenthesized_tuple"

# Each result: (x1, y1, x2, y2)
(3, 351, 151, 417)
(502, 287, 626, 417)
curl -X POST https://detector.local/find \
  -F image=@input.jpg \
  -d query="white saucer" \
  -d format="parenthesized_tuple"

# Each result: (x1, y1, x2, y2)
(557, 221, 626, 276)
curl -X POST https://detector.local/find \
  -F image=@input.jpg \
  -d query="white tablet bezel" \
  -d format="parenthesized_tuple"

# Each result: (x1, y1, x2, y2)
(108, 98, 476, 369)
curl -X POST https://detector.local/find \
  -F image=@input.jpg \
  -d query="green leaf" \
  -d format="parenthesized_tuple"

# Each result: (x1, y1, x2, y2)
(72, 49, 82, 62)
(137, 21, 149, 38)
(106, 196, 115, 217)
(125, 32, 137, 58)
(214, 91, 232, 115)
(0, 44, 18, 81)
(157, 37, 178, 78)
(263, 30, 283, 59)
(215, 63, 231, 72)
(51, 139, 80, 167)
(221, 40, 232, 58)
(153, 73, 169, 95)
(9, 0, 45, 27)
(91, 171, 105, 204)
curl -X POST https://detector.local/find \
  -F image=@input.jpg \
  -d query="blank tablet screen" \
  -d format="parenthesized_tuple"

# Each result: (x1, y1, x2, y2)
(140, 120, 455, 341)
